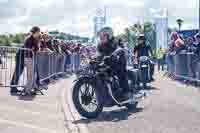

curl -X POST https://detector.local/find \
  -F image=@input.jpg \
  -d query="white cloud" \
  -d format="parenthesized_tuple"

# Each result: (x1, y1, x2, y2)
(0, 0, 198, 36)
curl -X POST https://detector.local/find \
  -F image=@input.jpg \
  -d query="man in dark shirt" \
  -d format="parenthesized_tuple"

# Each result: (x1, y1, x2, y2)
(133, 34, 154, 80)
(96, 27, 132, 101)
(195, 34, 200, 55)
(133, 34, 152, 58)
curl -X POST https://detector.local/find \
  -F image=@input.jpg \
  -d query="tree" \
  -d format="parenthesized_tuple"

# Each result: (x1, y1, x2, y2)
(144, 22, 156, 50)
(176, 18, 184, 31)
(12, 33, 24, 44)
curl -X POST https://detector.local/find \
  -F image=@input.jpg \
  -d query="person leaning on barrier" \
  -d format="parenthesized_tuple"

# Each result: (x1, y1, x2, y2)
(186, 37, 196, 53)
(40, 33, 54, 53)
(195, 33, 200, 56)
(53, 39, 63, 54)
(23, 26, 41, 95)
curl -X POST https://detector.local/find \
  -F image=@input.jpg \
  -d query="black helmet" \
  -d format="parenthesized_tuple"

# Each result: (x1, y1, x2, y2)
(195, 33, 200, 39)
(98, 26, 114, 40)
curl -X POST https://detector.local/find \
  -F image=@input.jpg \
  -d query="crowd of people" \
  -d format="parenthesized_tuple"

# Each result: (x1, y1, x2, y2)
(10, 26, 97, 95)
(165, 32, 200, 79)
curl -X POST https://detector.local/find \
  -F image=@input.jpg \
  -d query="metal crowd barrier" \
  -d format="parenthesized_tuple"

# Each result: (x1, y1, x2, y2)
(0, 46, 82, 90)
(172, 51, 200, 82)
(35, 52, 66, 82)
(0, 46, 32, 88)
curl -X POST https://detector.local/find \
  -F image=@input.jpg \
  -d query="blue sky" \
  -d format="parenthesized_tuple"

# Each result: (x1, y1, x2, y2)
(0, 0, 198, 37)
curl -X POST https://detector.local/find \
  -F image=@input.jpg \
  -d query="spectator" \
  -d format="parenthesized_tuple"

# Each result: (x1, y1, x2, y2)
(171, 32, 185, 53)
(53, 39, 62, 54)
(186, 37, 196, 52)
(23, 26, 41, 95)
(157, 47, 165, 71)
(195, 34, 200, 55)
(40, 33, 53, 52)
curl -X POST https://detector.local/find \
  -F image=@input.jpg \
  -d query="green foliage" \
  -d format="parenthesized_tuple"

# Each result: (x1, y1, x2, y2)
(0, 35, 11, 46)
(12, 33, 25, 44)
(144, 22, 156, 50)
(116, 22, 156, 50)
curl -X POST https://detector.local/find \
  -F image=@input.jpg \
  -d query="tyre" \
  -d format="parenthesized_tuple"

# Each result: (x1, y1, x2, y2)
(72, 78, 103, 119)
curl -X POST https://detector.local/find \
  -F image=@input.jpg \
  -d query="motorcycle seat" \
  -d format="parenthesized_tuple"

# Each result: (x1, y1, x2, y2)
(127, 66, 139, 73)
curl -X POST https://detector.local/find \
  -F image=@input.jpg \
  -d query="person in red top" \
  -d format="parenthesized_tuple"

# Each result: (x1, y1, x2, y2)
(23, 26, 41, 95)
(171, 32, 184, 53)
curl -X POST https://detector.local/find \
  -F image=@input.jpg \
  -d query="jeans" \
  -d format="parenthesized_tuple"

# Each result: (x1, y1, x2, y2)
(10, 50, 24, 90)
(166, 55, 174, 74)
(158, 59, 165, 71)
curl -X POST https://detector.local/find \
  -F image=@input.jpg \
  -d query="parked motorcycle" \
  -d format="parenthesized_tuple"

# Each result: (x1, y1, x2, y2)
(136, 56, 154, 89)
(72, 56, 144, 119)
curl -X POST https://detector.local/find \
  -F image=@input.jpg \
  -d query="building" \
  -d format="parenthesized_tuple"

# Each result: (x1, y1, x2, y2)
(93, 8, 106, 44)
(155, 16, 168, 49)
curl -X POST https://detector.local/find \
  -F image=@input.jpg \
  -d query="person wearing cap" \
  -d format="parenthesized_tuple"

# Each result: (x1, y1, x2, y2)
(23, 26, 41, 95)
(133, 34, 154, 80)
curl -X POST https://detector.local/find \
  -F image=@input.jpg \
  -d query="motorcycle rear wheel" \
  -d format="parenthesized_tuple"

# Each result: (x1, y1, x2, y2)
(72, 78, 103, 119)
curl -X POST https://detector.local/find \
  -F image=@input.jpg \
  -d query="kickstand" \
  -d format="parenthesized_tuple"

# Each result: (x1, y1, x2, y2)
(35, 87, 44, 95)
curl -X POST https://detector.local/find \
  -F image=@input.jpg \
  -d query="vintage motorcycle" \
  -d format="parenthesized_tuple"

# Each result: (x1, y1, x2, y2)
(72, 55, 145, 119)
(137, 56, 155, 89)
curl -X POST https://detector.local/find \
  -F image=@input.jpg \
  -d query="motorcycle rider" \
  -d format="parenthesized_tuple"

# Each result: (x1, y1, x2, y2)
(96, 26, 132, 101)
(133, 34, 154, 81)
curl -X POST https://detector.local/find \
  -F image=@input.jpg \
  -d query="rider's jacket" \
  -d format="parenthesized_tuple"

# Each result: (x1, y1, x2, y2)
(134, 44, 152, 58)
(97, 39, 127, 74)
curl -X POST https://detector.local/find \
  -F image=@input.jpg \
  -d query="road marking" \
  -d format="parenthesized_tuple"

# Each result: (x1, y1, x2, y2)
(61, 78, 89, 133)
(0, 118, 57, 133)
(0, 104, 63, 119)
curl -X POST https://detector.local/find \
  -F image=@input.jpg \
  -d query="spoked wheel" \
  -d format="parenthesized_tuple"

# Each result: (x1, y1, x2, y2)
(72, 79, 103, 119)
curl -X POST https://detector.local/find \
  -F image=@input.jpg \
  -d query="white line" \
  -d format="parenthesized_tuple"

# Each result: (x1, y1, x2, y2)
(0, 118, 57, 133)
(0, 105, 62, 119)
(61, 78, 89, 133)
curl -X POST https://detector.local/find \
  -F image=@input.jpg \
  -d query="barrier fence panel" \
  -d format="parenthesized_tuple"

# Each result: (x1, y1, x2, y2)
(0, 46, 33, 88)
(0, 46, 78, 89)
(35, 52, 66, 82)
(173, 52, 200, 82)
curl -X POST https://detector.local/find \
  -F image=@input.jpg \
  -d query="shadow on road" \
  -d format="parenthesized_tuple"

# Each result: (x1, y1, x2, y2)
(146, 86, 159, 90)
(73, 107, 143, 124)
(18, 95, 36, 101)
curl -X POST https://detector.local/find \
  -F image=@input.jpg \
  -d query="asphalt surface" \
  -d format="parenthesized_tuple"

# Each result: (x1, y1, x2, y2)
(74, 72, 200, 133)
(0, 79, 67, 133)
(0, 72, 200, 133)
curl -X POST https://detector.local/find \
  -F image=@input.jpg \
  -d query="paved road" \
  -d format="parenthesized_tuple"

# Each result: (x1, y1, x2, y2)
(72, 72, 200, 133)
(0, 72, 200, 133)
(0, 79, 68, 133)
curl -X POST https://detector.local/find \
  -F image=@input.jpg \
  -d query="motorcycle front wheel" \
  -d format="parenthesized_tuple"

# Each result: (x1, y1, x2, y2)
(72, 78, 103, 119)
